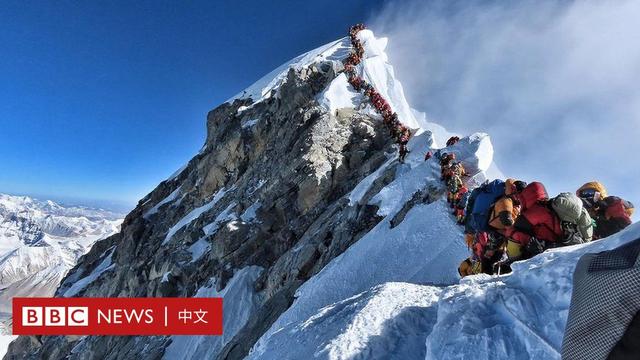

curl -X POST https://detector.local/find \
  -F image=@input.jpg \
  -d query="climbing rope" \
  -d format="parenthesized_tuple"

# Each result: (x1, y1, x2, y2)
(344, 24, 411, 160)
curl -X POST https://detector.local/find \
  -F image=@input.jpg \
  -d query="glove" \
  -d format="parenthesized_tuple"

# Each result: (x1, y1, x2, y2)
(525, 236, 545, 255)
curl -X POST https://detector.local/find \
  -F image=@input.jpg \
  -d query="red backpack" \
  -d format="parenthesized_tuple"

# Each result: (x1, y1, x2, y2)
(515, 182, 548, 211)
(603, 196, 634, 224)
(522, 204, 564, 243)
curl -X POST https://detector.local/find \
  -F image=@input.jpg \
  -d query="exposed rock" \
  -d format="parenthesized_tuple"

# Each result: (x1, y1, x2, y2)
(6, 53, 402, 360)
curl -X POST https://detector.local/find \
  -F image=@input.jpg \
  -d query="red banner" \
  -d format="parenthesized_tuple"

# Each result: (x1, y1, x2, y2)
(12, 297, 223, 335)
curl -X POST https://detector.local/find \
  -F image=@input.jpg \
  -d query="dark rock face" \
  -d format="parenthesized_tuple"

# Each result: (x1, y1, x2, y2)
(6, 59, 400, 360)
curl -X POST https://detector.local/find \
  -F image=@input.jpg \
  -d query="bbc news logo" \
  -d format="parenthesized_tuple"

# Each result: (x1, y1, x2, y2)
(22, 306, 88, 326)
(13, 298, 223, 335)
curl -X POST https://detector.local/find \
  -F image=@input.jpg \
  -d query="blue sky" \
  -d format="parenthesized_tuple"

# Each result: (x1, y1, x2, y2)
(0, 1, 382, 210)
(2, 0, 638, 213)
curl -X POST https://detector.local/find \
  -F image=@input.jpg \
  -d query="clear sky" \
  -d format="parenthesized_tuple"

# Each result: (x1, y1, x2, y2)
(2, 0, 638, 214)
(0, 0, 383, 210)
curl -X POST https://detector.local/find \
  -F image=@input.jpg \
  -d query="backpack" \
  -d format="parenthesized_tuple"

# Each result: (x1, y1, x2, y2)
(603, 196, 634, 221)
(516, 182, 548, 211)
(489, 196, 519, 230)
(465, 179, 506, 233)
(551, 192, 594, 242)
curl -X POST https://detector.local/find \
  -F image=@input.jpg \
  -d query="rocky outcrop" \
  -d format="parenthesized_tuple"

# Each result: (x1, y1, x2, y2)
(6, 54, 403, 359)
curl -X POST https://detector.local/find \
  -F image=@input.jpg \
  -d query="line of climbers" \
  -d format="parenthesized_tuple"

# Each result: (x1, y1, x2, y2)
(344, 24, 634, 278)
(344, 24, 412, 163)
(425, 139, 635, 277)
(457, 178, 634, 277)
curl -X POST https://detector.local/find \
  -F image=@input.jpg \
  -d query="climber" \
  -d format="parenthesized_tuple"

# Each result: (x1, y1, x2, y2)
(459, 231, 510, 277)
(440, 153, 456, 181)
(577, 182, 634, 239)
(503, 182, 593, 266)
(398, 130, 410, 163)
(424, 151, 433, 161)
(446, 161, 466, 205)
(459, 179, 527, 276)
(576, 181, 608, 214)
(501, 182, 558, 261)
(446, 136, 460, 147)
(593, 196, 634, 239)
(464, 179, 507, 235)
(453, 186, 470, 224)
(348, 75, 363, 90)
(460, 179, 508, 274)
(487, 179, 527, 234)
(550, 192, 594, 244)
(398, 144, 409, 163)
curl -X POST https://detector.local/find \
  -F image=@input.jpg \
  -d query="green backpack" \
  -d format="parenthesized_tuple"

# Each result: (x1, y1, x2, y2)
(551, 192, 594, 242)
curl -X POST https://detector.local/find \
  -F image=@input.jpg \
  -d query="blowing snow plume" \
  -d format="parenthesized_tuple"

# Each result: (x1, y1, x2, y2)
(370, 0, 640, 209)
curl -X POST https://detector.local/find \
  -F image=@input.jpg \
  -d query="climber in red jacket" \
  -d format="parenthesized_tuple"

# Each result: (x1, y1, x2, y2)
(505, 182, 563, 260)
(446, 136, 460, 147)
(592, 196, 634, 239)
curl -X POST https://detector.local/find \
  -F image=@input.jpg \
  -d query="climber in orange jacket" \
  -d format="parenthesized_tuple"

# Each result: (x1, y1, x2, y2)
(488, 179, 527, 235)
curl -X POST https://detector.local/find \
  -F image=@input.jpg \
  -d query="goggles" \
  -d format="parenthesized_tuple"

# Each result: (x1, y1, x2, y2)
(578, 188, 597, 199)
(578, 189, 602, 205)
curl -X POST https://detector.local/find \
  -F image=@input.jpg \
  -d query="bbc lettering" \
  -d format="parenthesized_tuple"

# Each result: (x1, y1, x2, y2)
(13, 298, 223, 335)
(22, 307, 88, 326)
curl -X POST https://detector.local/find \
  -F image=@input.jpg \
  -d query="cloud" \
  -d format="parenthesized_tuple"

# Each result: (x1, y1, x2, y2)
(370, 0, 640, 206)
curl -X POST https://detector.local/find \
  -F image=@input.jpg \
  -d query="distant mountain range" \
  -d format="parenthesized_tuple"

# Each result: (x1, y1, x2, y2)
(0, 193, 123, 350)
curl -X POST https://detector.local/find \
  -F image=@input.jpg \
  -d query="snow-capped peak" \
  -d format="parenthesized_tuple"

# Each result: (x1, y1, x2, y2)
(317, 29, 425, 131)
(226, 38, 351, 104)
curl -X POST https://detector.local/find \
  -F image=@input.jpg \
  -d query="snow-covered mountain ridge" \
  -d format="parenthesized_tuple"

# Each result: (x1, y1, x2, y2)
(0, 194, 123, 287)
(5, 28, 627, 360)
(0, 194, 123, 358)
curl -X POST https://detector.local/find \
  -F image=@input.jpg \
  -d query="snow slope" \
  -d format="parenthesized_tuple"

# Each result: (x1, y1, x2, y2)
(250, 282, 441, 360)
(227, 38, 351, 104)
(250, 222, 640, 360)
(162, 266, 263, 360)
